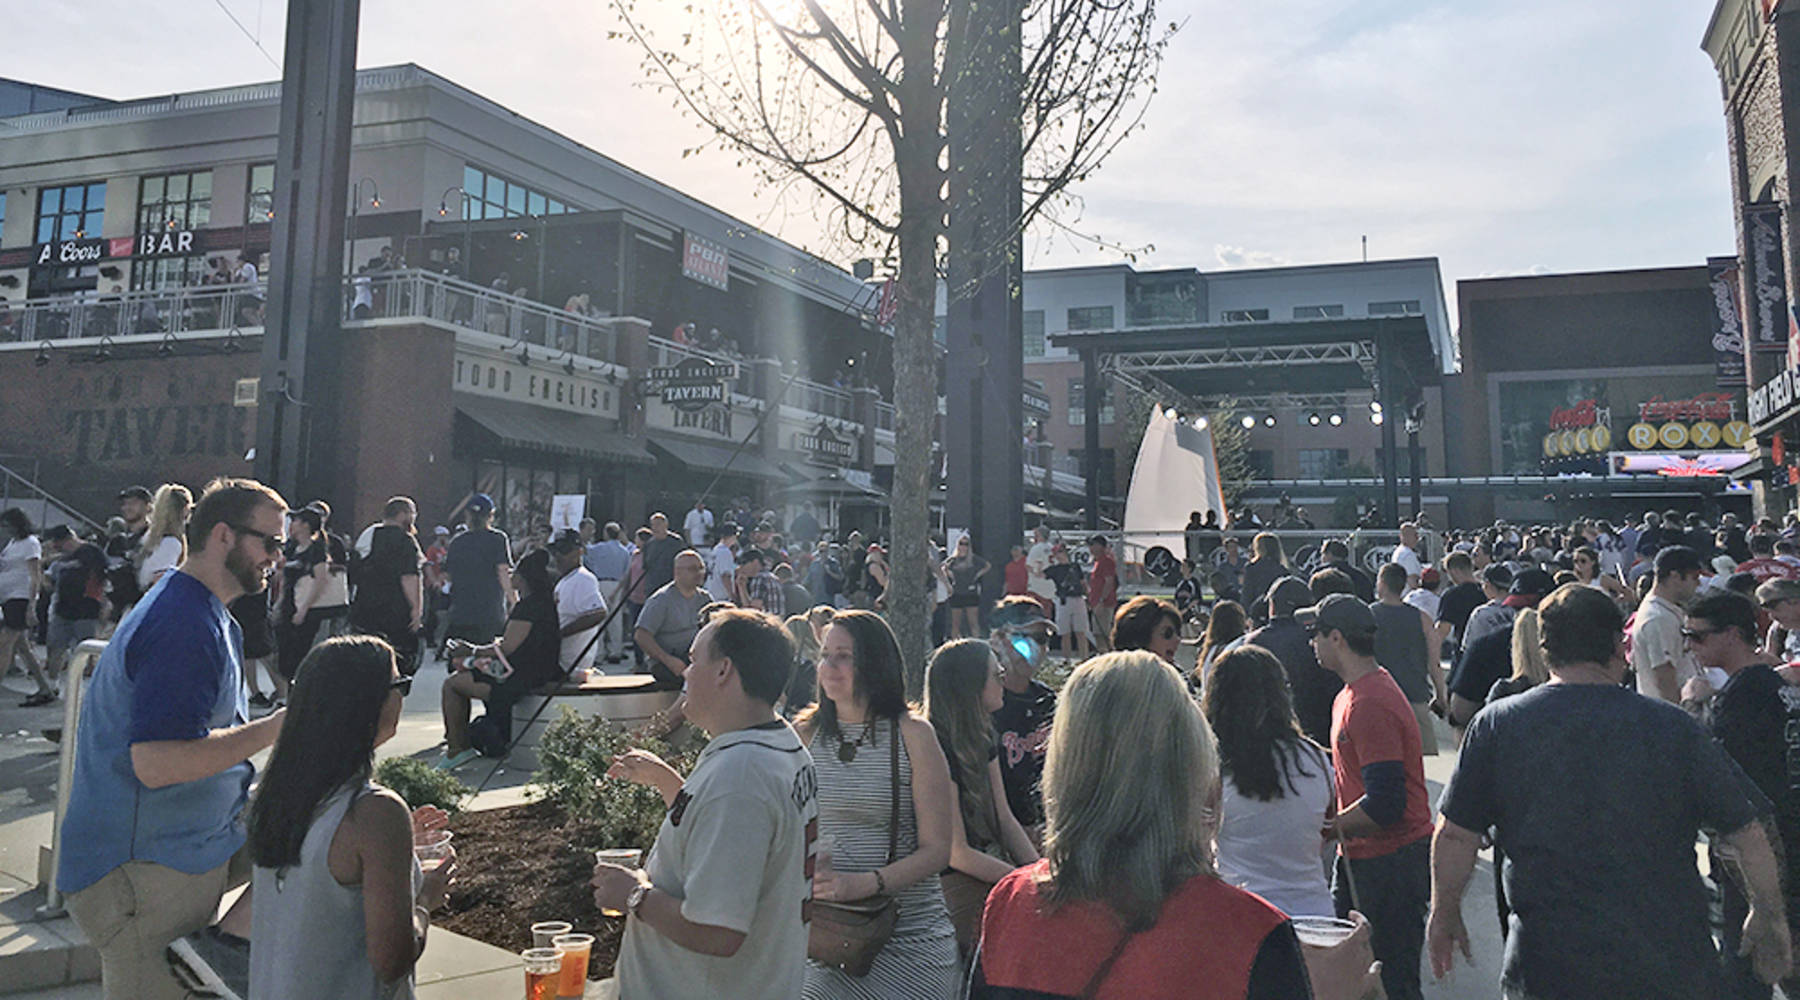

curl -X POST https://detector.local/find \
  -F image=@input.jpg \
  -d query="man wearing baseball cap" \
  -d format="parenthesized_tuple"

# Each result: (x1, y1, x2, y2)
(105, 485, 155, 617)
(1301, 593, 1432, 1000)
(988, 596, 1058, 835)
(442, 493, 513, 649)
(1243, 576, 1339, 744)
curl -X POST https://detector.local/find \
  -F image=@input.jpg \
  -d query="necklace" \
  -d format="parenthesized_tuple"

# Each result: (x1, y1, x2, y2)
(837, 720, 876, 763)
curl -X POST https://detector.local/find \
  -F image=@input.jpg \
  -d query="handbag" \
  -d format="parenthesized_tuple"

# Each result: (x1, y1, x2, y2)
(808, 720, 901, 977)
(939, 869, 992, 958)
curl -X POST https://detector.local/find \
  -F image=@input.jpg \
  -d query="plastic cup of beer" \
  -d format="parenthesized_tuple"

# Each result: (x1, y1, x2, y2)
(521, 947, 562, 1000)
(594, 849, 644, 918)
(530, 921, 573, 949)
(413, 829, 453, 873)
(550, 933, 594, 997)
(1290, 915, 1360, 948)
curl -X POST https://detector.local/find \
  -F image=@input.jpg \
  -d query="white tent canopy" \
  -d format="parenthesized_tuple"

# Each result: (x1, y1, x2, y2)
(1122, 407, 1226, 563)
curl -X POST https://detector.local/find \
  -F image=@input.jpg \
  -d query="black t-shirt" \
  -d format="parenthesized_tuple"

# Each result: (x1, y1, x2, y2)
(49, 543, 107, 621)
(104, 527, 147, 609)
(640, 535, 684, 595)
(351, 525, 423, 632)
(1044, 562, 1085, 600)
(993, 680, 1057, 827)
(503, 589, 562, 690)
(1437, 582, 1486, 640)
(1245, 618, 1340, 746)
(1440, 684, 1756, 999)
(1173, 577, 1204, 615)
(1448, 623, 1513, 710)
(280, 540, 329, 619)
(1701, 664, 1796, 836)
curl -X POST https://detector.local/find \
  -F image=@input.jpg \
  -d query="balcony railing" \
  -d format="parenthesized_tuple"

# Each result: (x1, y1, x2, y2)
(0, 269, 626, 366)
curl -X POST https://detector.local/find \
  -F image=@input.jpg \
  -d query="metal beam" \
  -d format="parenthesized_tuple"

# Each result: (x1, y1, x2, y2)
(1101, 340, 1377, 373)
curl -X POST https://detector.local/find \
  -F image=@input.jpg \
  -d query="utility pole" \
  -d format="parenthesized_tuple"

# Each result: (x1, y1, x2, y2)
(944, 0, 1025, 610)
(255, 0, 360, 507)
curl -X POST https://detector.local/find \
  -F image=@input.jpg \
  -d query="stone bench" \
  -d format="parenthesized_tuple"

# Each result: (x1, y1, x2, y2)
(508, 673, 679, 767)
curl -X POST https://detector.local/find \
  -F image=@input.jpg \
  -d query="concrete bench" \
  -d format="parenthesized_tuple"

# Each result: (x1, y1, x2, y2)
(508, 673, 679, 767)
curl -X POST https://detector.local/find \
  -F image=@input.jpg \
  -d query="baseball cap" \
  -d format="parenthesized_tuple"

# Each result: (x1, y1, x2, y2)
(1509, 568, 1556, 597)
(1265, 576, 1315, 617)
(434, 525, 450, 536)
(1420, 566, 1440, 586)
(1294, 593, 1378, 637)
(467, 493, 495, 514)
(991, 597, 1057, 634)
(549, 528, 584, 554)
(1481, 564, 1514, 589)
(117, 485, 152, 502)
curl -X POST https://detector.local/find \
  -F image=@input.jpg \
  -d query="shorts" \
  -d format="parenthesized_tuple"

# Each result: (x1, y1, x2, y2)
(47, 616, 100, 656)
(1055, 596, 1090, 637)
(947, 591, 981, 609)
(1, 598, 28, 631)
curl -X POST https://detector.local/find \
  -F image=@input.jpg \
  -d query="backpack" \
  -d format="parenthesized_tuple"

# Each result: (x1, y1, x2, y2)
(467, 711, 512, 758)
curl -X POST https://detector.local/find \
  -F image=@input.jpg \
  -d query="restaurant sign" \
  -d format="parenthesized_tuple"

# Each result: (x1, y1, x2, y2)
(797, 421, 854, 465)
(33, 237, 133, 267)
(647, 357, 738, 414)
(1749, 368, 1800, 428)
(681, 232, 730, 292)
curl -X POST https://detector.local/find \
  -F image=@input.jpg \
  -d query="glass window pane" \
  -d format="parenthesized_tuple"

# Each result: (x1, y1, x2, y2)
(506, 184, 525, 214)
(528, 192, 546, 216)
(142, 176, 165, 204)
(485, 201, 505, 220)
(189, 202, 210, 228)
(465, 166, 483, 199)
(37, 218, 54, 243)
(83, 210, 103, 235)
(486, 175, 506, 203)
(189, 171, 211, 199)
(547, 200, 563, 215)
(86, 183, 106, 208)
(166, 174, 187, 202)
(39, 188, 60, 214)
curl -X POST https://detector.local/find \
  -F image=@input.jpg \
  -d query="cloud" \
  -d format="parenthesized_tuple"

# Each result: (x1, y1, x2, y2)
(1213, 245, 1290, 269)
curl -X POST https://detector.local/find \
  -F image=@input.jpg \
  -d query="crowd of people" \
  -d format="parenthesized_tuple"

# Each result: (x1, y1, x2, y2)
(25, 477, 1800, 999)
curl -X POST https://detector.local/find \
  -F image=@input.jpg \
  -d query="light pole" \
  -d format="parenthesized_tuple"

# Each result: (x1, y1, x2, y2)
(436, 185, 472, 274)
(345, 176, 380, 278)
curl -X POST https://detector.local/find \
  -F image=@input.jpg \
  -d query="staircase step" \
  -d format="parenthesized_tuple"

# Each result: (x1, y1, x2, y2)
(0, 886, 99, 995)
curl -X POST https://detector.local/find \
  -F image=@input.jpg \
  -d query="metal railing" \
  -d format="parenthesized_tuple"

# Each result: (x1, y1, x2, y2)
(36, 638, 106, 919)
(0, 460, 105, 536)
(1, 281, 267, 343)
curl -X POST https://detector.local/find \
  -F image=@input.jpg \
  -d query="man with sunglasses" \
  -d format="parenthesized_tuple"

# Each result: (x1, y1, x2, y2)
(1676, 590, 1800, 997)
(58, 477, 290, 1000)
(988, 596, 1058, 836)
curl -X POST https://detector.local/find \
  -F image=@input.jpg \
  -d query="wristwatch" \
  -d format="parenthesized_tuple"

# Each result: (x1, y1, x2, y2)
(626, 881, 652, 918)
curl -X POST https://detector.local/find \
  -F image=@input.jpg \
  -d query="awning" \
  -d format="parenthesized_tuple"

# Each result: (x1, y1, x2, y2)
(646, 435, 793, 484)
(454, 395, 654, 466)
(769, 467, 888, 502)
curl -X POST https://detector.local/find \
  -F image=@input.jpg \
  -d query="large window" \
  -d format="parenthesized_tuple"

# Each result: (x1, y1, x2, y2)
(1369, 299, 1423, 316)
(1067, 305, 1115, 331)
(1023, 309, 1046, 357)
(137, 171, 212, 233)
(1297, 448, 1351, 479)
(1127, 272, 1199, 325)
(1067, 377, 1114, 426)
(35, 181, 106, 243)
(463, 164, 574, 220)
(247, 163, 276, 224)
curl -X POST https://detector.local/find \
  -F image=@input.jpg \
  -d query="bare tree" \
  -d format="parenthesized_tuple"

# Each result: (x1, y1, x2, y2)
(610, 0, 1172, 681)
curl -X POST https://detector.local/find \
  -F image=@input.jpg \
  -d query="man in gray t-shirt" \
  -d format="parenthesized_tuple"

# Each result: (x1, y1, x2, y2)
(634, 550, 710, 689)
(443, 495, 513, 640)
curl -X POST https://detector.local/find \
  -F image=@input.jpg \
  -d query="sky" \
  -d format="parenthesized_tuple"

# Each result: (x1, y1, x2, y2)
(11, 0, 1739, 312)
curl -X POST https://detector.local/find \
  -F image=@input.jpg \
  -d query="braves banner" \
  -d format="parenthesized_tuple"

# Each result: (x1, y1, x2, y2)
(1745, 204, 1789, 353)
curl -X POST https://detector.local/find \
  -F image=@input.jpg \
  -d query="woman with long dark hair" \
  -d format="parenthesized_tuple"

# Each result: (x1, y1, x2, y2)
(437, 548, 561, 769)
(1196, 599, 1249, 686)
(0, 507, 52, 707)
(1202, 645, 1334, 918)
(797, 610, 959, 998)
(247, 636, 455, 999)
(1240, 533, 1289, 622)
(276, 507, 332, 684)
(923, 639, 1038, 959)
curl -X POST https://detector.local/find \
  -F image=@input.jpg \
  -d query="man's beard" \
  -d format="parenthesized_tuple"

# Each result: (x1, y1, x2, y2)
(226, 544, 267, 594)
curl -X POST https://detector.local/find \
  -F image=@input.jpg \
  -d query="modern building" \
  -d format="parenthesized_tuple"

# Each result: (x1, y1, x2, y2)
(0, 65, 912, 533)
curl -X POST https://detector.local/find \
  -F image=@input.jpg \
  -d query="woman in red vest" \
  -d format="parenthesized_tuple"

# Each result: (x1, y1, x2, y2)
(970, 650, 1315, 999)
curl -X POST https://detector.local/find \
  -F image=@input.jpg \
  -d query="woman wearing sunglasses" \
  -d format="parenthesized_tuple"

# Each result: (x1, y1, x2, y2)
(247, 635, 456, 1000)
(1110, 595, 1184, 665)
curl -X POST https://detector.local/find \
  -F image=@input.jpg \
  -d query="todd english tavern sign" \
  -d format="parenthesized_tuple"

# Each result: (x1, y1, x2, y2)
(647, 356, 738, 414)
(797, 421, 854, 465)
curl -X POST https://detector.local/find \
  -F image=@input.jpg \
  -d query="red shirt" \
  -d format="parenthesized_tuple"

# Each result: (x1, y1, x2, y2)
(1737, 557, 1800, 583)
(1330, 667, 1433, 860)
(1004, 557, 1029, 596)
(1088, 551, 1118, 607)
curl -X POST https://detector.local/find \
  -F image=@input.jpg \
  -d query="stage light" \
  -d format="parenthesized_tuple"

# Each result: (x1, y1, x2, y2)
(1329, 412, 1343, 426)
(1194, 416, 1208, 430)
(1308, 412, 1322, 426)
(1240, 415, 1256, 430)
(1263, 414, 1277, 428)
(1370, 401, 1382, 414)
(1371, 411, 1384, 425)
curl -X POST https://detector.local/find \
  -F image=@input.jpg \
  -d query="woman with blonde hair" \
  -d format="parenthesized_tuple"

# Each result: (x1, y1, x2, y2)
(970, 651, 1316, 998)
(137, 483, 193, 590)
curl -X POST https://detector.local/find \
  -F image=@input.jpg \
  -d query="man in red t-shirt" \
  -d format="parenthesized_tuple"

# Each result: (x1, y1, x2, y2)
(1003, 545, 1029, 597)
(1300, 593, 1433, 1000)
(1086, 535, 1118, 652)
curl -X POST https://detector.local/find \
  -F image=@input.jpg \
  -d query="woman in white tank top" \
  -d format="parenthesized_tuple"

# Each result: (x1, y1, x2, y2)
(1201, 644, 1335, 918)
(247, 635, 457, 1000)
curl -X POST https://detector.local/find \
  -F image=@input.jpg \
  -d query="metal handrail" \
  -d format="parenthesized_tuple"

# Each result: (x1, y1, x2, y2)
(0, 460, 105, 535)
(35, 638, 107, 919)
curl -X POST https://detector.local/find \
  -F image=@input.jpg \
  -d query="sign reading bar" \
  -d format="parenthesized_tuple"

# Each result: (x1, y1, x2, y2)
(681, 232, 730, 292)
(137, 229, 197, 259)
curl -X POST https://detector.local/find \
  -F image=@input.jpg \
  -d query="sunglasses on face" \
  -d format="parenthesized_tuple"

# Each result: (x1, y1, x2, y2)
(231, 524, 285, 555)
(391, 676, 413, 697)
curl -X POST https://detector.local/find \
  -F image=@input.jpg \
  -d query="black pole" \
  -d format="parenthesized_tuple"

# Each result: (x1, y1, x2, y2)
(255, 0, 360, 507)
(1083, 347, 1102, 530)
(1408, 423, 1423, 519)
(1376, 330, 1401, 525)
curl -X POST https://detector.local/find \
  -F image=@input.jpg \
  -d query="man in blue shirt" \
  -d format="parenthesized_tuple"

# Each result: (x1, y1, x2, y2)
(584, 520, 633, 663)
(59, 477, 289, 1000)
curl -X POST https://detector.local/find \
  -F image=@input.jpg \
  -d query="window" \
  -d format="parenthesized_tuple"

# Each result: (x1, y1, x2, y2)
(1067, 305, 1114, 331)
(35, 181, 106, 243)
(1369, 300, 1423, 316)
(1127, 272, 1199, 325)
(1246, 450, 1275, 479)
(1293, 304, 1344, 320)
(1221, 308, 1269, 323)
(247, 163, 276, 224)
(1297, 448, 1351, 479)
(1023, 310, 1046, 357)
(1067, 377, 1114, 426)
(463, 164, 575, 220)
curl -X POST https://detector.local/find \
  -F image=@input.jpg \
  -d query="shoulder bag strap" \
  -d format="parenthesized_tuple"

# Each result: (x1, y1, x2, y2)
(1077, 926, 1137, 1000)
(887, 716, 900, 865)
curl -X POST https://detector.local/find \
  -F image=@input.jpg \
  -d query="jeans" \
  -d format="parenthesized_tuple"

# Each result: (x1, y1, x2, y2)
(1717, 858, 1800, 999)
(1334, 835, 1430, 1000)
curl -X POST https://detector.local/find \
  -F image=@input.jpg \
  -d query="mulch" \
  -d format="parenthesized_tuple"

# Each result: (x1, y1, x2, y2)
(436, 799, 626, 981)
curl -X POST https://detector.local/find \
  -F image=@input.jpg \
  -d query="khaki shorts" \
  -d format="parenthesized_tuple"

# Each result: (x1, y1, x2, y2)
(1410, 701, 1440, 756)
(66, 848, 252, 1000)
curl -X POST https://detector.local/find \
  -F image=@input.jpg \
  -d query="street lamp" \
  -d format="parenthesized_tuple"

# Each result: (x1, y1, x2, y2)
(438, 186, 472, 273)
(346, 177, 381, 278)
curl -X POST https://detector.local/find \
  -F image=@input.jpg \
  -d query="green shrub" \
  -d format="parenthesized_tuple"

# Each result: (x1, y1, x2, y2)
(374, 756, 469, 814)
(533, 707, 708, 852)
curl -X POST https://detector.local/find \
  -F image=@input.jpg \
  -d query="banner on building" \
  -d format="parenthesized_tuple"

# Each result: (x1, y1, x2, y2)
(681, 232, 730, 291)
(1745, 204, 1789, 353)
(1707, 256, 1748, 386)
